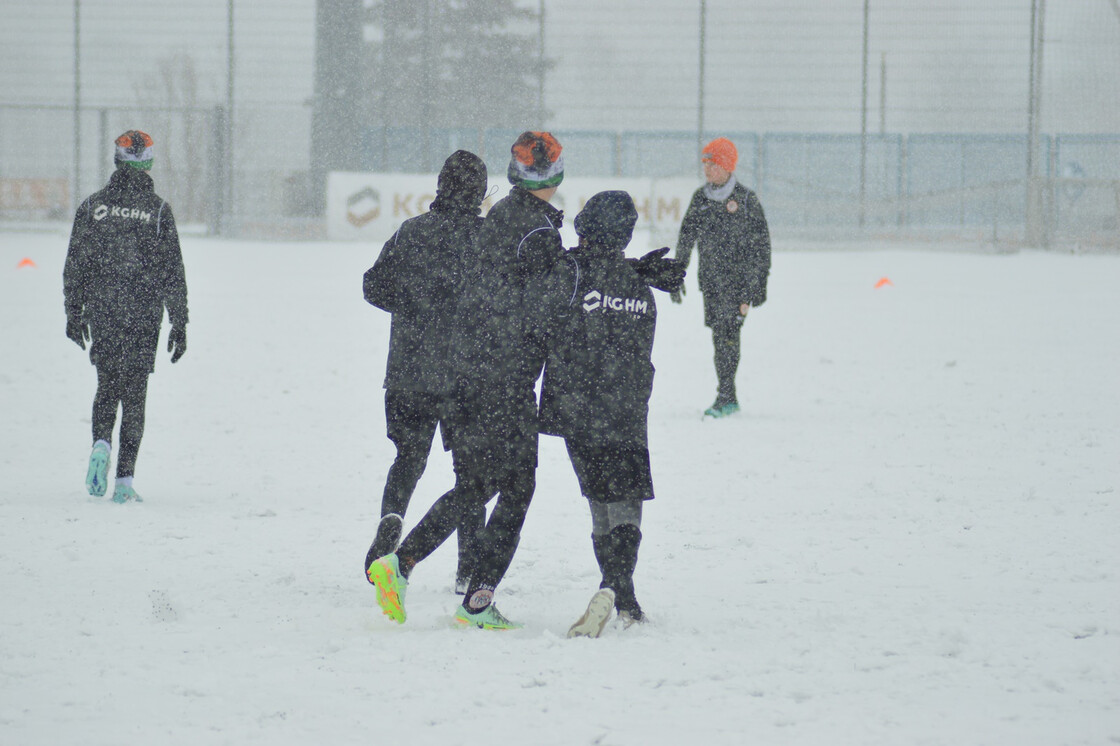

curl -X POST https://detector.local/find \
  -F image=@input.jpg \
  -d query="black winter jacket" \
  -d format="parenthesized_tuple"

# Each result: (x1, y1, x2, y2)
(363, 202, 484, 394)
(675, 179, 771, 326)
(63, 168, 188, 371)
(448, 186, 565, 397)
(530, 241, 656, 446)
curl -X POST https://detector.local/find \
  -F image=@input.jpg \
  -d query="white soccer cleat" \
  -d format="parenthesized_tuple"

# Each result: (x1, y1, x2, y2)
(567, 588, 616, 639)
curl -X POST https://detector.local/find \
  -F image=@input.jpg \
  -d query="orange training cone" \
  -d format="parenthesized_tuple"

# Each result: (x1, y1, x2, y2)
(17, 258, 36, 269)
(874, 277, 892, 288)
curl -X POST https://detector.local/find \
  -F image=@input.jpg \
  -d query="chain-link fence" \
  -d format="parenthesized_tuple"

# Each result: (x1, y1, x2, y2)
(2, 103, 1117, 248)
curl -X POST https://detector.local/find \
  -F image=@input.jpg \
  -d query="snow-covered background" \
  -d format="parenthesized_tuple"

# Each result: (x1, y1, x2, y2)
(1, 223, 1117, 745)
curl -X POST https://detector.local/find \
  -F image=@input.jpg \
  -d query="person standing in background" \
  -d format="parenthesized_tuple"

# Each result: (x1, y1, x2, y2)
(671, 137, 771, 418)
(64, 130, 189, 503)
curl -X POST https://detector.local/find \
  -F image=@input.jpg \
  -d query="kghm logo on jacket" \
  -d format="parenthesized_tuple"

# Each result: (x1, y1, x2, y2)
(92, 204, 153, 223)
(582, 290, 649, 315)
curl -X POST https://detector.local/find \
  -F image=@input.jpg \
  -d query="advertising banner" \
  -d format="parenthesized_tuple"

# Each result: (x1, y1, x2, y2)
(327, 172, 698, 252)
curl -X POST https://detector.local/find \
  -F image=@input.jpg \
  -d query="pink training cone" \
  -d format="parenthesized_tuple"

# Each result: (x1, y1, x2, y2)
(874, 277, 893, 288)
(17, 258, 36, 269)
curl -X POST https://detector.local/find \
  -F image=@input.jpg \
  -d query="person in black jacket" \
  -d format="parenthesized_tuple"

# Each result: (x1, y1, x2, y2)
(361, 150, 488, 590)
(63, 130, 189, 503)
(529, 191, 657, 637)
(671, 137, 771, 418)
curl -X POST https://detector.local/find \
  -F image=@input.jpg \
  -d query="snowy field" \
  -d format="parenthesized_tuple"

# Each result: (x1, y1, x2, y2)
(1, 224, 1118, 745)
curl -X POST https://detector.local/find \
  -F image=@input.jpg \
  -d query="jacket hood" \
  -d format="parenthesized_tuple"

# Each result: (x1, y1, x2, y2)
(432, 150, 487, 213)
(574, 190, 637, 251)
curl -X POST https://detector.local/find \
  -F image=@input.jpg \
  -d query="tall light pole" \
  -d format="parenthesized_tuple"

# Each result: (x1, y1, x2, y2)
(73, 0, 81, 211)
(538, 0, 546, 124)
(698, 0, 706, 173)
(859, 0, 869, 229)
(226, 0, 235, 232)
(1027, 0, 1046, 246)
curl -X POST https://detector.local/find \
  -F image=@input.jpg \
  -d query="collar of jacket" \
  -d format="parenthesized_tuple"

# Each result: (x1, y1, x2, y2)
(702, 173, 738, 203)
(108, 167, 154, 192)
(510, 185, 564, 225)
(429, 194, 482, 216)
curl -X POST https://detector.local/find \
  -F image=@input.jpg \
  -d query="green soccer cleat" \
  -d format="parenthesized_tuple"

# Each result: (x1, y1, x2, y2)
(703, 400, 740, 418)
(85, 441, 110, 497)
(367, 553, 408, 624)
(110, 483, 142, 504)
(453, 604, 522, 631)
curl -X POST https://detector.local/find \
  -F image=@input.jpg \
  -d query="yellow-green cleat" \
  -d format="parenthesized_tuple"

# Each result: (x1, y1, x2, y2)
(453, 604, 522, 630)
(367, 553, 408, 624)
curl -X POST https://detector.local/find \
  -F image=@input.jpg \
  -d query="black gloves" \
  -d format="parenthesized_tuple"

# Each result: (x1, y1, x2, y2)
(168, 325, 187, 363)
(630, 247, 686, 293)
(66, 317, 89, 349)
(670, 286, 686, 304)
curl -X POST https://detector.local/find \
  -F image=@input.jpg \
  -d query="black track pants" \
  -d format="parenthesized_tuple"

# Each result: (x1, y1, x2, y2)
(380, 389, 440, 519)
(92, 363, 150, 478)
(397, 451, 533, 593)
(711, 320, 742, 401)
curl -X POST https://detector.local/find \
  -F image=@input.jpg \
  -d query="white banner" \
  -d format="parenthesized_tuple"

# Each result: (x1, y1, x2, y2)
(327, 172, 699, 253)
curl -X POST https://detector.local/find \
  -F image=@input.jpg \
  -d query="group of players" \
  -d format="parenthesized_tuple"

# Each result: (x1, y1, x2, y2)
(360, 131, 769, 635)
(63, 128, 769, 637)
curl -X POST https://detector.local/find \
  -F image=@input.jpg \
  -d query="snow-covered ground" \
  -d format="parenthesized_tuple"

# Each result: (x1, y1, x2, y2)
(1, 225, 1117, 745)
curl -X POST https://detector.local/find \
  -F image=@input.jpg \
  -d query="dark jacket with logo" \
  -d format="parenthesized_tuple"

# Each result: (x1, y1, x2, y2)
(675, 179, 770, 327)
(363, 201, 484, 394)
(63, 167, 188, 371)
(530, 241, 656, 446)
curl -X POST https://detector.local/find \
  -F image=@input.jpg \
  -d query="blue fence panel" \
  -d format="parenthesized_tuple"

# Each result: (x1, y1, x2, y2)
(905, 134, 1039, 229)
(1053, 135, 1120, 234)
(556, 130, 618, 177)
(761, 133, 900, 228)
(619, 131, 697, 178)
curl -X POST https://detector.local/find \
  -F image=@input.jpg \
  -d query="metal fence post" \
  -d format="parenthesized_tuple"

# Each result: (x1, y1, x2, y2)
(208, 105, 227, 235)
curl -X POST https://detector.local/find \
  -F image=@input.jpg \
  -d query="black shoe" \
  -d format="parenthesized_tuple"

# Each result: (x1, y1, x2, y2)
(614, 588, 644, 627)
(365, 513, 403, 580)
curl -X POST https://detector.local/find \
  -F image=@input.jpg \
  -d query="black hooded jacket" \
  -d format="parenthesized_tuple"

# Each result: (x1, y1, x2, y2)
(63, 167, 188, 371)
(364, 202, 484, 394)
(530, 235, 656, 445)
(363, 150, 488, 395)
(675, 179, 771, 324)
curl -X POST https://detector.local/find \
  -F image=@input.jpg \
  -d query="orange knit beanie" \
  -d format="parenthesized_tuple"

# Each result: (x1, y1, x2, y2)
(701, 137, 737, 172)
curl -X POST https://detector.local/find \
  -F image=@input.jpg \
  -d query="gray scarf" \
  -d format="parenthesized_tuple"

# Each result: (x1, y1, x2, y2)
(703, 173, 737, 203)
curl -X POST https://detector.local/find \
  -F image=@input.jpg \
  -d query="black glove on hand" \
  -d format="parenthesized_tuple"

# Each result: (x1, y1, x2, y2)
(168, 325, 187, 363)
(670, 286, 686, 304)
(66, 317, 89, 349)
(630, 247, 686, 293)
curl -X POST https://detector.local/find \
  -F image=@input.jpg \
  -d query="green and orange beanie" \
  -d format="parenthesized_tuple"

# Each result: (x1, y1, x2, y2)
(507, 131, 564, 190)
(114, 130, 154, 170)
